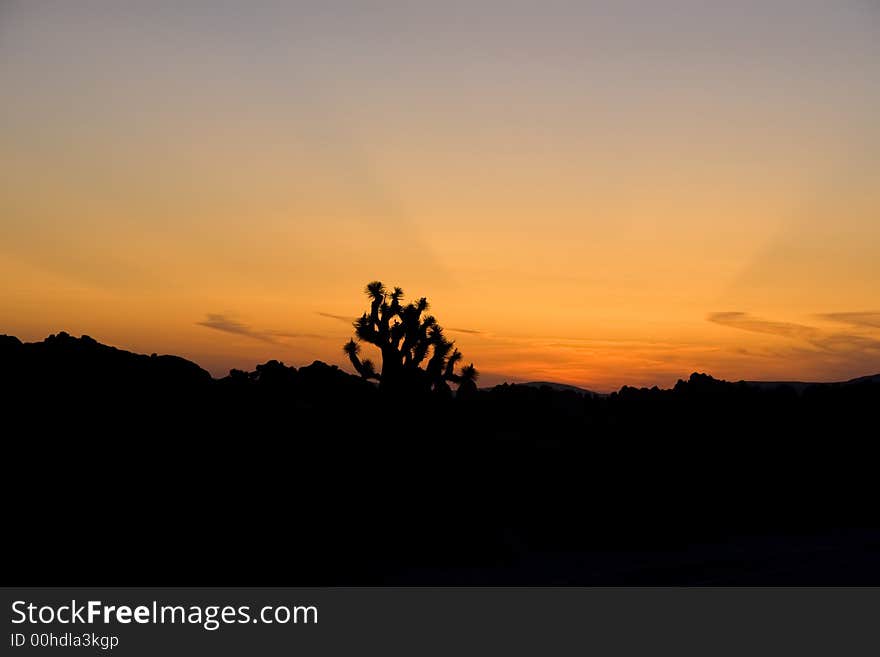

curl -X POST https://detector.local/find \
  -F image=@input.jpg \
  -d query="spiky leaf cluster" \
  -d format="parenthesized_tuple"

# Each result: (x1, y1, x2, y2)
(343, 281, 478, 393)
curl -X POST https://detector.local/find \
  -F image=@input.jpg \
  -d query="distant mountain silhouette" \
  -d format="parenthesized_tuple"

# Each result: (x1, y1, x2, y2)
(519, 381, 601, 396)
(1, 331, 211, 388)
(5, 332, 880, 585)
(0, 331, 375, 393)
(743, 373, 880, 393)
(844, 372, 880, 385)
(6, 331, 872, 398)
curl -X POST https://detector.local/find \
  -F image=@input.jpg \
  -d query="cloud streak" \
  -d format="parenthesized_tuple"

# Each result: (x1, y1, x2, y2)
(197, 314, 323, 343)
(817, 312, 880, 329)
(198, 314, 278, 343)
(707, 312, 819, 341)
(708, 311, 880, 353)
(316, 312, 354, 324)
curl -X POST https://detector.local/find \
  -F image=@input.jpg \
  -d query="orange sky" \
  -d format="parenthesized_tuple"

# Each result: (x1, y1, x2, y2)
(2, 2, 879, 391)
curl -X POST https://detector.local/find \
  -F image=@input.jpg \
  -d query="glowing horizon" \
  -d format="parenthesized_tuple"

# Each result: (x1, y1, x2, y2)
(2, 1, 879, 392)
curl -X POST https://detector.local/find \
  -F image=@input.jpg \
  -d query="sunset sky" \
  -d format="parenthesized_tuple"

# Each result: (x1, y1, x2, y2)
(2, 1, 879, 391)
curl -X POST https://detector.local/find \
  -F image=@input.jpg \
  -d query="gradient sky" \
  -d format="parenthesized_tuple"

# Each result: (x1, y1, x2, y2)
(2, 0, 879, 390)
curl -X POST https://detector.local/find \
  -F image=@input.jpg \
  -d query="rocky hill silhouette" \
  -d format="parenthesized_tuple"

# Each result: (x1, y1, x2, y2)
(4, 332, 880, 585)
(519, 381, 601, 396)
(1, 331, 211, 389)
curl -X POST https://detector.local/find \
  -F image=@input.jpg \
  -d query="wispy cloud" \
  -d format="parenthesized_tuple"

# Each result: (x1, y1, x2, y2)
(197, 314, 323, 343)
(707, 311, 880, 353)
(817, 312, 880, 329)
(707, 312, 818, 341)
(447, 327, 483, 335)
(198, 314, 277, 343)
(316, 312, 354, 324)
(266, 330, 325, 340)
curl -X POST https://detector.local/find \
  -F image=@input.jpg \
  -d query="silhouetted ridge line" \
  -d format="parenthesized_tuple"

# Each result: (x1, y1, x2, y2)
(0, 331, 211, 388)
(4, 332, 880, 585)
(519, 381, 601, 397)
(2, 332, 878, 396)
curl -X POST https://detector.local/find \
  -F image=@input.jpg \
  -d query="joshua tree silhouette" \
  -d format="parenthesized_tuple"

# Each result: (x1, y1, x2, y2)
(343, 281, 478, 395)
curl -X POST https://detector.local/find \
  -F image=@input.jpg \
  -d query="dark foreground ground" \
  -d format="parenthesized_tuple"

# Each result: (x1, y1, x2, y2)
(3, 332, 879, 584)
